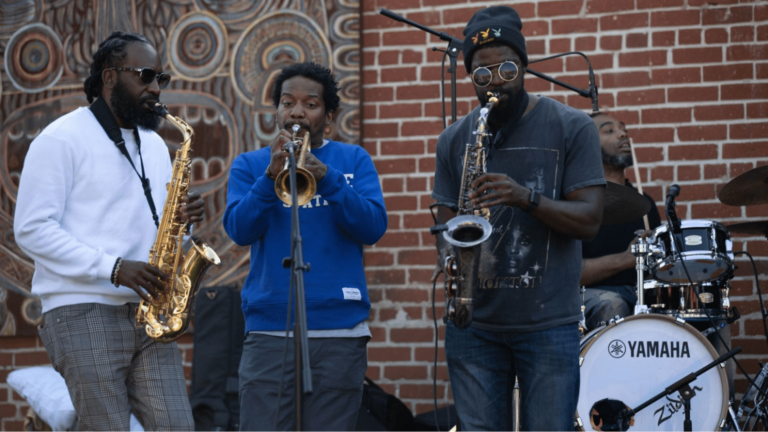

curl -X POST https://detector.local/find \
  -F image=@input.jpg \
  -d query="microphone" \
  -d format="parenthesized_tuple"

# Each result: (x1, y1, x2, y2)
(665, 184, 682, 235)
(588, 65, 599, 114)
(666, 184, 680, 203)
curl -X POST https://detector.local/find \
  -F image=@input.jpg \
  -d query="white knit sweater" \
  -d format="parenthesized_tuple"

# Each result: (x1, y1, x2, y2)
(14, 107, 172, 313)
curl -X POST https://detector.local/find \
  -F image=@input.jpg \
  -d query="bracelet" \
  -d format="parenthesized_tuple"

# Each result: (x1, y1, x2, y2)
(111, 257, 123, 287)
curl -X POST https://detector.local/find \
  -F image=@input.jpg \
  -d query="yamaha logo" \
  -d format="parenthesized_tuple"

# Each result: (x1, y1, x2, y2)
(607, 339, 691, 358)
(608, 340, 626, 358)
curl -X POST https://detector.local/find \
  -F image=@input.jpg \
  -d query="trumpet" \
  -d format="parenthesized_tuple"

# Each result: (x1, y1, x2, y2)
(275, 125, 317, 206)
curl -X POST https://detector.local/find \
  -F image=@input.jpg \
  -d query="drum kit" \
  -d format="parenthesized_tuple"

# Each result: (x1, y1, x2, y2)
(573, 165, 768, 432)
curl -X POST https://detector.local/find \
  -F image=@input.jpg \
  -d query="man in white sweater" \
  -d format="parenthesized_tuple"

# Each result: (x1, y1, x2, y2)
(14, 31, 202, 431)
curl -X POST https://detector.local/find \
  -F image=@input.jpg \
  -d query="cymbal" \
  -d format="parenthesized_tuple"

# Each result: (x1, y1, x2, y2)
(602, 181, 652, 226)
(718, 165, 768, 206)
(726, 220, 768, 236)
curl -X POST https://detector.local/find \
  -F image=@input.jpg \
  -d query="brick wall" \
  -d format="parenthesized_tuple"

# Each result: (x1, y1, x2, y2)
(361, 0, 768, 415)
(3, 0, 768, 427)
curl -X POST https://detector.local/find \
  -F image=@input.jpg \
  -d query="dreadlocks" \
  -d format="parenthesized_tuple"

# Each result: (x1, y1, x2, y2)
(83, 31, 151, 104)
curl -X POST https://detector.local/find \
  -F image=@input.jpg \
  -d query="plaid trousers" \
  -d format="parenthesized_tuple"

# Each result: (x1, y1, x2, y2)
(38, 303, 194, 431)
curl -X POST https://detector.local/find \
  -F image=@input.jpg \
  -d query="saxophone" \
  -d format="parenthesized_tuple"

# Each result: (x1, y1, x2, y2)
(443, 92, 498, 329)
(135, 103, 221, 343)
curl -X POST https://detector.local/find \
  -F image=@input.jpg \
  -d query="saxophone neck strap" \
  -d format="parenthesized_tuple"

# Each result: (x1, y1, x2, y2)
(89, 97, 159, 228)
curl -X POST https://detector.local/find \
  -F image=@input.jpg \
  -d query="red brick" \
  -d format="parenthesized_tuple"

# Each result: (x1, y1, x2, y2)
(375, 157, 417, 176)
(366, 268, 406, 285)
(415, 347, 446, 362)
(538, 1, 583, 17)
(601, 72, 650, 89)
(363, 32, 379, 48)
(410, 269, 437, 284)
(651, 10, 700, 27)
(633, 128, 674, 146)
(405, 178, 428, 193)
(386, 287, 429, 303)
(587, 0, 635, 13)
(678, 29, 701, 45)
(363, 14, 404, 30)
(728, 44, 768, 62)
(391, 328, 434, 343)
(14, 351, 52, 366)
(364, 87, 394, 102)
(381, 68, 416, 83)
(365, 251, 395, 267)
(383, 30, 427, 46)
(667, 86, 718, 103)
(703, 64, 753, 82)
(363, 70, 378, 87)
(566, 53, 612, 71)
(651, 67, 701, 85)
(549, 38, 571, 54)
(760, 25, 768, 42)
(533, 57, 565, 73)
(652, 31, 675, 47)
(526, 77, 552, 93)
(575, 36, 596, 52)
(523, 20, 550, 37)
(731, 26, 755, 43)
(651, 166, 674, 181)
(617, 89, 666, 106)
(369, 347, 411, 362)
(418, 157, 436, 174)
(384, 365, 428, 380)
(443, 7, 485, 25)
(552, 18, 598, 34)
(363, 51, 375, 67)
(399, 248, 436, 265)
(668, 144, 717, 161)
(690, 203, 741, 219)
(731, 122, 768, 140)
(403, 306, 422, 320)
(703, 6, 753, 26)
(677, 165, 700, 181)
(0, 337, 39, 348)
(722, 84, 768, 100)
(402, 120, 443, 137)
(601, 35, 622, 51)
(379, 104, 422, 121)
(758, 4, 768, 21)
(404, 11, 440, 28)
(424, 101, 471, 119)
(694, 104, 744, 121)
(626, 33, 649, 48)
(600, 13, 649, 31)
(705, 28, 729, 45)
(642, 107, 691, 124)
(704, 163, 727, 179)
(527, 40, 546, 56)
(672, 47, 722, 64)
(381, 178, 403, 193)
(367, 122, 399, 139)
(384, 195, 418, 211)
(731, 162, 756, 177)
(638, 0, 684, 8)
(677, 125, 727, 141)
(619, 50, 667, 67)
(748, 103, 768, 119)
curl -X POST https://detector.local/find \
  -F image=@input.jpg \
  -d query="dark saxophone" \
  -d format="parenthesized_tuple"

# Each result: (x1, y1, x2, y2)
(135, 103, 221, 342)
(443, 92, 498, 329)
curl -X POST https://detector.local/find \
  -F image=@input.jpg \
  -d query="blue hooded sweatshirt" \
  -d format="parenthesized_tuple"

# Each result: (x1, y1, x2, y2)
(224, 140, 387, 333)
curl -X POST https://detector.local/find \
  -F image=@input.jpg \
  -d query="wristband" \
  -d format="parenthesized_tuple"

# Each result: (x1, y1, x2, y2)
(524, 189, 540, 213)
(111, 257, 123, 287)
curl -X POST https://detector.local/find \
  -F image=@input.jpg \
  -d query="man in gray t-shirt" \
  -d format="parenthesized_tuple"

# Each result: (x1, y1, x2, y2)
(432, 6, 605, 431)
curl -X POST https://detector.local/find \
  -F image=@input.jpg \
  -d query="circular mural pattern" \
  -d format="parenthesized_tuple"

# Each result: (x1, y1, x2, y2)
(4, 23, 63, 93)
(231, 10, 332, 107)
(168, 11, 228, 82)
(193, 0, 272, 29)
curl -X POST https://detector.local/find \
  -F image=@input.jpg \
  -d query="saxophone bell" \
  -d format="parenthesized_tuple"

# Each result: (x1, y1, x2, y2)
(275, 125, 317, 206)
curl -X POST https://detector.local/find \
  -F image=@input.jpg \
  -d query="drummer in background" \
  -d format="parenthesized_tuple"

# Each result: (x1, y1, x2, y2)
(580, 112, 661, 329)
(581, 111, 735, 398)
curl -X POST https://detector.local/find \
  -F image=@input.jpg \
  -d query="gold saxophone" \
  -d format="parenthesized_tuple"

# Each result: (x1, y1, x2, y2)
(442, 92, 498, 329)
(135, 103, 221, 343)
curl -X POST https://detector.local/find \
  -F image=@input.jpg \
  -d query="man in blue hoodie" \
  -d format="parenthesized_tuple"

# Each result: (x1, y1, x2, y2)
(224, 62, 387, 431)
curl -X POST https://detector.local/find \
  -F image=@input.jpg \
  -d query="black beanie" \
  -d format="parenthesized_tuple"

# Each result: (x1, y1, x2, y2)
(462, 6, 528, 73)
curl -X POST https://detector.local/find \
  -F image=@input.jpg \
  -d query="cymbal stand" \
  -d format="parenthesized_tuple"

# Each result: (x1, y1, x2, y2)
(737, 362, 768, 431)
(630, 232, 650, 315)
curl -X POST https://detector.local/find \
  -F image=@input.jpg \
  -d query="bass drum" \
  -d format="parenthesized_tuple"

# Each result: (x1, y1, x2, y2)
(576, 314, 728, 431)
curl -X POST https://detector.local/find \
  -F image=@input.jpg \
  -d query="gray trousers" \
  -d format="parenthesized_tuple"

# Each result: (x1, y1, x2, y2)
(38, 303, 194, 431)
(239, 333, 368, 431)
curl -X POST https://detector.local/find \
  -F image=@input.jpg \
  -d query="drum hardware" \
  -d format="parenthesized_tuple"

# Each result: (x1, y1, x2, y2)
(737, 361, 768, 431)
(630, 230, 650, 315)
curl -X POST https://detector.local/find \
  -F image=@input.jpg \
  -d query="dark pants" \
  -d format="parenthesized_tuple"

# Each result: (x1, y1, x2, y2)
(583, 285, 636, 331)
(238, 334, 368, 431)
(38, 303, 194, 431)
(445, 323, 580, 431)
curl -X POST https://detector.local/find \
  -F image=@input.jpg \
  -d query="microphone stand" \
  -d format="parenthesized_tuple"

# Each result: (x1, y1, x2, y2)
(527, 51, 600, 114)
(616, 347, 741, 432)
(379, 8, 463, 125)
(283, 142, 313, 430)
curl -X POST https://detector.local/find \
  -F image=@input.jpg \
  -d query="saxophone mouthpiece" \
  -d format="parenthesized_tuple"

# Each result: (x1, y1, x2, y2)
(292, 124, 301, 134)
(487, 92, 499, 106)
(153, 103, 170, 117)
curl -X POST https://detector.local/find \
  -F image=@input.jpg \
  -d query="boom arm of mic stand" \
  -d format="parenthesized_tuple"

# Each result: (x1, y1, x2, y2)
(379, 8, 463, 46)
(526, 51, 599, 113)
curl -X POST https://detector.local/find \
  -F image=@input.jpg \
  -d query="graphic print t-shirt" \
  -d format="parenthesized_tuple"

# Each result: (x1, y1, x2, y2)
(432, 96, 605, 332)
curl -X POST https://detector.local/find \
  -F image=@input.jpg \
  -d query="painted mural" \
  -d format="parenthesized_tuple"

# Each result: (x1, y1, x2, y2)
(0, 0, 361, 336)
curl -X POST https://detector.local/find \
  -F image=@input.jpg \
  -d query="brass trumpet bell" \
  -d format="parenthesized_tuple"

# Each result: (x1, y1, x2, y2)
(275, 125, 317, 206)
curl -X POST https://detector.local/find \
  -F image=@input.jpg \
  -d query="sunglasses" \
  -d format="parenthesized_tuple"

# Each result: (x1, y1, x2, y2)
(471, 61, 520, 87)
(108, 67, 171, 89)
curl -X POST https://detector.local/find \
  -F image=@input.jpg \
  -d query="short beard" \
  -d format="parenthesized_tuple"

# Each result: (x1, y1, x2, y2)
(110, 81, 160, 132)
(602, 151, 633, 169)
(478, 85, 527, 127)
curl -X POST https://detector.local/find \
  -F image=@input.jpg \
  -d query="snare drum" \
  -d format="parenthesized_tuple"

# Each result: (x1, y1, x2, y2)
(643, 279, 732, 321)
(648, 220, 734, 284)
(576, 314, 728, 431)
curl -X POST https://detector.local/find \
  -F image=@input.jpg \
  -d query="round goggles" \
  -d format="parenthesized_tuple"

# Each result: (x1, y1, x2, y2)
(471, 61, 520, 87)
(108, 67, 171, 89)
